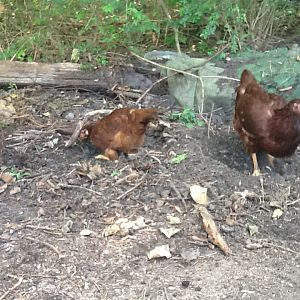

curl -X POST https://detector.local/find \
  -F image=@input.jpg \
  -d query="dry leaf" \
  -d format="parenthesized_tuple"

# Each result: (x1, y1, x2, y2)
(10, 186, 21, 195)
(119, 216, 146, 230)
(0, 4, 6, 13)
(62, 220, 73, 234)
(45, 138, 59, 149)
(197, 205, 230, 255)
(103, 217, 146, 237)
(147, 245, 171, 259)
(158, 119, 171, 128)
(248, 224, 259, 236)
(160, 227, 181, 238)
(190, 185, 208, 205)
(174, 206, 182, 213)
(37, 208, 45, 217)
(0, 172, 15, 183)
(103, 223, 120, 237)
(272, 208, 283, 219)
(87, 164, 102, 180)
(0, 98, 16, 124)
(77, 162, 102, 180)
(167, 215, 181, 224)
(225, 215, 237, 226)
(245, 239, 263, 250)
(126, 171, 139, 182)
(0, 184, 8, 193)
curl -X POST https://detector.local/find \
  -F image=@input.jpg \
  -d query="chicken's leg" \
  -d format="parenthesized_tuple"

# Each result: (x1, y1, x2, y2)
(267, 154, 275, 168)
(251, 153, 261, 176)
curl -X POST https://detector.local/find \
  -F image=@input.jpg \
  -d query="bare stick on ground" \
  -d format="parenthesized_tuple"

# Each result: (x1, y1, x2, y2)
(0, 276, 23, 300)
(197, 205, 231, 255)
(25, 236, 65, 259)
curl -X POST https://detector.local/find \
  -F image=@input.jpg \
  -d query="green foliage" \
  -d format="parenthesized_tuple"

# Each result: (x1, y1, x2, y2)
(111, 170, 121, 177)
(236, 46, 300, 98)
(169, 153, 188, 164)
(169, 108, 205, 128)
(8, 82, 18, 91)
(9, 167, 31, 181)
(178, 0, 248, 53)
(0, 0, 298, 63)
(0, 123, 9, 129)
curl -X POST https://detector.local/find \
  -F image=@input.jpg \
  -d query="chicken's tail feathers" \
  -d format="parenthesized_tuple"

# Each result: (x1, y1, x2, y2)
(131, 108, 159, 124)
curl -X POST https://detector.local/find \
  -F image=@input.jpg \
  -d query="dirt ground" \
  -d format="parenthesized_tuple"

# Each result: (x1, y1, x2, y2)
(0, 81, 299, 300)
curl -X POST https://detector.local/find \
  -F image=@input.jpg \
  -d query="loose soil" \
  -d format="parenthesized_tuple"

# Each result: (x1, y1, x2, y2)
(0, 83, 299, 300)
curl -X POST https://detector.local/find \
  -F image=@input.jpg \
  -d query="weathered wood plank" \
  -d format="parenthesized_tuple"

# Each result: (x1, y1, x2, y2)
(0, 61, 123, 90)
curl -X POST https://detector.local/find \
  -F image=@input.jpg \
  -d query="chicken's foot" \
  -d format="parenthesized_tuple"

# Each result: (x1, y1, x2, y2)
(95, 148, 119, 160)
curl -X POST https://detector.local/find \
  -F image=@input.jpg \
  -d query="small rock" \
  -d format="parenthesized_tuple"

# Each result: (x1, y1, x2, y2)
(220, 224, 235, 233)
(62, 110, 75, 121)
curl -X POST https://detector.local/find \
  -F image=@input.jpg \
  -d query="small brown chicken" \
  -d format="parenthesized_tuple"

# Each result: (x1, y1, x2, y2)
(79, 107, 158, 160)
(234, 69, 300, 175)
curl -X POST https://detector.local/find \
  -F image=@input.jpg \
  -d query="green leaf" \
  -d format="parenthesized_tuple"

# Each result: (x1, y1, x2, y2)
(169, 153, 188, 164)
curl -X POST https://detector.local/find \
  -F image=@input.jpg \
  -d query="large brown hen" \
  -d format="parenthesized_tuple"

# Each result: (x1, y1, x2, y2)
(233, 69, 300, 176)
(79, 107, 158, 160)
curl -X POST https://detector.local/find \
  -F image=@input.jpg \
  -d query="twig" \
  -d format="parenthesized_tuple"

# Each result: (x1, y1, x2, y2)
(136, 43, 231, 107)
(91, 279, 102, 294)
(158, 0, 181, 53)
(0, 276, 23, 300)
(136, 74, 172, 104)
(131, 52, 240, 82)
(12, 114, 44, 127)
(163, 286, 170, 300)
(265, 242, 300, 256)
(198, 76, 205, 114)
(26, 225, 57, 231)
(259, 177, 265, 203)
(206, 43, 230, 62)
(25, 236, 64, 259)
(169, 180, 187, 209)
(117, 174, 146, 200)
(25, 224, 62, 235)
(287, 198, 300, 207)
(279, 86, 292, 92)
(207, 102, 214, 139)
(16, 274, 63, 279)
(59, 183, 102, 197)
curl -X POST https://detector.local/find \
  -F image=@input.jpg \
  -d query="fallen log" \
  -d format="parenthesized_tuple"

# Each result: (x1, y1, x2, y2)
(0, 61, 154, 92)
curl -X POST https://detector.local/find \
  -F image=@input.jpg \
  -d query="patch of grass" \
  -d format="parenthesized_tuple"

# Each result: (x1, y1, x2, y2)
(0, 123, 9, 129)
(9, 167, 31, 181)
(169, 153, 188, 164)
(111, 170, 121, 177)
(169, 108, 205, 128)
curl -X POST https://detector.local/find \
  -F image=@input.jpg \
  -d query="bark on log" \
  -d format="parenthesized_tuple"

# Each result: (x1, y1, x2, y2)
(0, 61, 152, 91)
